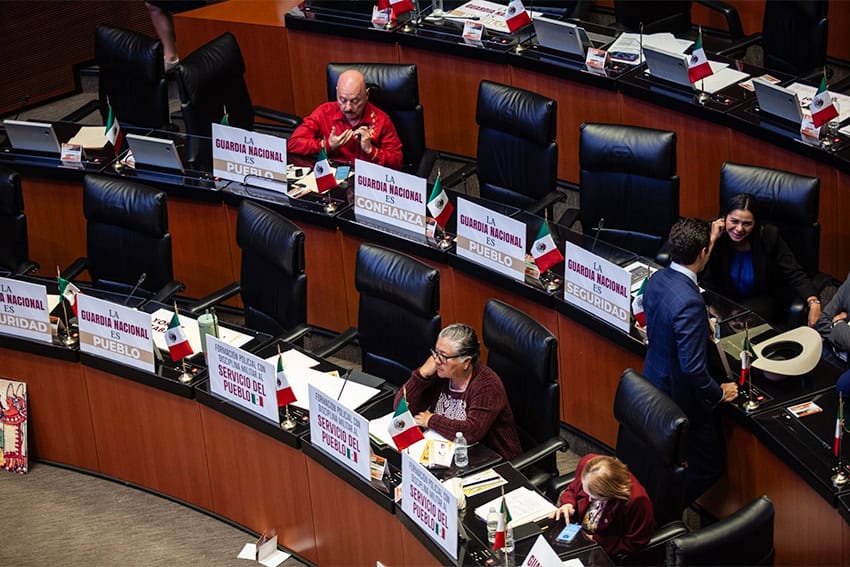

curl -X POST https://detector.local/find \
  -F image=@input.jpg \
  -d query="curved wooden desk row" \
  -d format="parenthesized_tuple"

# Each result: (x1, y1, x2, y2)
(174, 4, 850, 282)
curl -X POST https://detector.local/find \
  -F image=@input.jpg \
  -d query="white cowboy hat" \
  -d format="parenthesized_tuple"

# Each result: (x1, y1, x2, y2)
(752, 326, 822, 381)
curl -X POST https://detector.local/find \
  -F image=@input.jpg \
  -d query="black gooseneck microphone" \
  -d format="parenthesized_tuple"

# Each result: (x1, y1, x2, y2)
(591, 218, 605, 252)
(123, 273, 147, 306)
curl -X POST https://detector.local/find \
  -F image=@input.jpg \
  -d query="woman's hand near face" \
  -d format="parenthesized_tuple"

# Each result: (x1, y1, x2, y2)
(419, 354, 437, 378)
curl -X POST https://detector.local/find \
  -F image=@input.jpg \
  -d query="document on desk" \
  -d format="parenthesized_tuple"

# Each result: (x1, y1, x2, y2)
(474, 486, 558, 527)
(607, 32, 693, 65)
(271, 365, 379, 412)
(698, 64, 749, 94)
(67, 126, 108, 149)
(150, 308, 252, 354)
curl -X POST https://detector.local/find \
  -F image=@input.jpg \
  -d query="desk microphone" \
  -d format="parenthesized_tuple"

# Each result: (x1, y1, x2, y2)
(591, 218, 605, 252)
(123, 272, 147, 306)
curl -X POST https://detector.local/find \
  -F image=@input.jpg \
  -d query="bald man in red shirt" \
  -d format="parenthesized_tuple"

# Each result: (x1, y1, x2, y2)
(288, 70, 403, 169)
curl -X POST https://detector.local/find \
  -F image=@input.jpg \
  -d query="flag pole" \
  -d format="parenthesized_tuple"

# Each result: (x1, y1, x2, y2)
(174, 301, 194, 383)
(833, 395, 849, 485)
(279, 343, 297, 431)
(742, 323, 760, 412)
(501, 485, 509, 567)
(696, 26, 710, 105)
(57, 265, 77, 347)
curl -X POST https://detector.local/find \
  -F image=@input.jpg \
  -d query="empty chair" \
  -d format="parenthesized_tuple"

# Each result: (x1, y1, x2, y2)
(0, 166, 38, 276)
(313, 244, 440, 388)
(326, 63, 437, 177)
(560, 123, 679, 261)
(482, 299, 565, 488)
(666, 496, 775, 566)
(176, 32, 300, 163)
(63, 175, 184, 302)
(447, 80, 563, 216)
(95, 24, 170, 130)
(191, 200, 306, 338)
(612, 0, 744, 43)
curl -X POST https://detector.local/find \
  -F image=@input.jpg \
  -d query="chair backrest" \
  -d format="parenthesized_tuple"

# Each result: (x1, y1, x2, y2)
(666, 495, 775, 566)
(614, 369, 689, 525)
(579, 123, 679, 258)
(176, 33, 254, 162)
(355, 244, 440, 387)
(326, 63, 425, 173)
(719, 162, 820, 275)
(476, 80, 558, 210)
(83, 175, 174, 296)
(483, 299, 559, 476)
(614, 0, 692, 34)
(0, 166, 29, 274)
(762, 0, 828, 77)
(236, 201, 307, 336)
(95, 24, 170, 130)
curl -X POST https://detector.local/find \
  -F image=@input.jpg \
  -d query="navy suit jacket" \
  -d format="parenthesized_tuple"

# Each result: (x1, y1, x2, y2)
(642, 267, 722, 425)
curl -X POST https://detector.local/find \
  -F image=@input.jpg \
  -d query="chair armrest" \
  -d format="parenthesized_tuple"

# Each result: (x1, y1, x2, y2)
(716, 33, 762, 57)
(60, 99, 100, 123)
(441, 162, 478, 189)
(279, 323, 311, 344)
(253, 106, 303, 129)
(618, 521, 689, 566)
(558, 208, 580, 229)
(510, 437, 568, 473)
(151, 280, 186, 304)
(526, 189, 568, 217)
(189, 282, 241, 314)
(15, 260, 40, 276)
(414, 149, 439, 179)
(62, 257, 89, 280)
(312, 326, 359, 359)
(696, 0, 744, 38)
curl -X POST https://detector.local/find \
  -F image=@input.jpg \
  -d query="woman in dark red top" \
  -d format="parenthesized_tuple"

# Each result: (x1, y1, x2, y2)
(552, 454, 655, 556)
(393, 324, 522, 461)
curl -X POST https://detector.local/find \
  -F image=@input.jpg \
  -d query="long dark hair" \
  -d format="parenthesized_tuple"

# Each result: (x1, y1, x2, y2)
(723, 193, 761, 237)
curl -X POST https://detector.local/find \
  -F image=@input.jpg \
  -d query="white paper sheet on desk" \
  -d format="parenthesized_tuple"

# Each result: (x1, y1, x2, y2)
(265, 348, 321, 372)
(788, 82, 850, 124)
(699, 66, 749, 94)
(264, 364, 379, 411)
(67, 126, 108, 149)
(474, 486, 558, 527)
(608, 32, 693, 65)
(369, 413, 451, 454)
(151, 308, 252, 354)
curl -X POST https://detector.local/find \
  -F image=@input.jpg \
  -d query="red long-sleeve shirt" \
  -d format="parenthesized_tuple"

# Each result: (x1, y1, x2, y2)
(287, 101, 403, 169)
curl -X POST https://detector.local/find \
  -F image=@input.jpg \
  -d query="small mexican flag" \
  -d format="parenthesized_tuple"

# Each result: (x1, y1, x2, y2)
(834, 399, 843, 457)
(314, 147, 338, 193)
(387, 395, 424, 451)
(739, 330, 757, 387)
(811, 74, 839, 128)
(687, 31, 713, 84)
(493, 496, 512, 550)
(427, 175, 454, 228)
(505, 0, 532, 33)
(388, 0, 414, 17)
(165, 312, 193, 361)
(531, 221, 564, 274)
(58, 276, 81, 317)
(221, 105, 230, 126)
(632, 277, 647, 327)
(104, 103, 124, 157)
(276, 355, 297, 407)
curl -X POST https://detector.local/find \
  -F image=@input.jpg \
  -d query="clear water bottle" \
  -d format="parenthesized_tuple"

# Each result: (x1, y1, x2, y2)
(454, 432, 469, 468)
(504, 523, 515, 554)
(486, 506, 498, 545)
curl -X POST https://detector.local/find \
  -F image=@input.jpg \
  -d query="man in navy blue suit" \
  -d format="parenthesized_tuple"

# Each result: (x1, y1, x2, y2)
(643, 218, 738, 504)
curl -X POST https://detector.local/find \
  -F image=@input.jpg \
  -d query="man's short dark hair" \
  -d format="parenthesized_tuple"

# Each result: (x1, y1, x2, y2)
(669, 217, 710, 265)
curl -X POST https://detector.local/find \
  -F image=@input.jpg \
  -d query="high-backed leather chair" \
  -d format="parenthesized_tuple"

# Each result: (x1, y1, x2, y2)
(720, 0, 828, 79)
(326, 63, 437, 177)
(468, 80, 562, 214)
(63, 175, 183, 302)
(667, 496, 775, 566)
(718, 162, 823, 325)
(313, 244, 440, 388)
(482, 299, 565, 488)
(612, 0, 744, 41)
(190, 201, 306, 338)
(0, 166, 38, 276)
(176, 33, 300, 163)
(95, 24, 170, 130)
(561, 123, 680, 260)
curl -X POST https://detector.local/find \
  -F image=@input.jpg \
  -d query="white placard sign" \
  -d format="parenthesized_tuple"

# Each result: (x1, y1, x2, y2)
(212, 123, 287, 188)
(563, 241, 632, 332)
(521, 534, 563, 567)
(207, 336, 278, 423)
(354, 159, 427, 233)
(77, 295, 155, 372)
(401, 452, 458, 562)
(309, 383, 372, 482)
(0, 277, 51, 343)
(455, 197, 526, 281)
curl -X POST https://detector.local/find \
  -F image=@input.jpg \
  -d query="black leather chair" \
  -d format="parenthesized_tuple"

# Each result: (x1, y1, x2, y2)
(612, 0, 744, 43)
(95, 24, 170, 130)
(446, 80, 563, 216)
(719, 0, 828, 79)
(666, 496, 775, 566)
(326, 63, 437, 178)
(560, 123, 680, 261)
(718, 162, 824, 326)
(313, 244, 440, 388)
(547, 369, 689, 563)
(482, 299, 566, 488)
(62, 175, 184, 302)
(176, 32, 301, 163)
(0, 166, 38, 276)
(190, 201, 307, 338)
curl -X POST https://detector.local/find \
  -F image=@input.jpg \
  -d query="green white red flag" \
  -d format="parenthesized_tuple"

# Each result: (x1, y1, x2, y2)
(58, 276, 81, 317)
(632, 277, 647, 327)
(165, 312, 193, 361)
(388, 0, 414, 17)
(493, 495, 512, 550)
(531, 221, 563, 273)
(276, 354, 297, 407)
(505, 0, 532, 33)
(427, 175, 454, 228)
(811, 74, 839, 128)
(104, 103, 124, 157)
(739, 330, 757, 386)
(388, 395, 423, 451)
(687, 32, 713, 84)
(314, 147, 338, 193)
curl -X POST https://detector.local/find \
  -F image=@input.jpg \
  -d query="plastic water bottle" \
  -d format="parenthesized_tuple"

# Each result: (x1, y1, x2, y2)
(486, 506, 498, 545)
(505, 523, 515, 553)
(454, 432, 469, 468)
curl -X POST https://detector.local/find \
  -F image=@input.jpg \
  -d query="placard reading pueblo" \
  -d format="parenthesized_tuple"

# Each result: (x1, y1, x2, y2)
(212, 123, 287, 187)
(0, 277, 51, 343)
(76, 295, 155, 372)
(455, 197, 526, 281)
(354, 159, 427, 234)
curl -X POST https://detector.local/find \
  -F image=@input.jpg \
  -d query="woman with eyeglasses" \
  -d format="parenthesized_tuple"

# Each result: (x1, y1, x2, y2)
(551, 454, 654, 556)
(702, 192, 821, 327)
(393, 323, 522, 460)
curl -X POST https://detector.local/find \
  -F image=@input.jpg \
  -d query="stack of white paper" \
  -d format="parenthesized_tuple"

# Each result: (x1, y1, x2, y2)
(474, 486, 558, 527)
